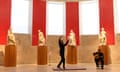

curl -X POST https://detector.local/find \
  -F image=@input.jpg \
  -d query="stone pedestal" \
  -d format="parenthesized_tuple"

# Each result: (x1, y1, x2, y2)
(4, 45, 16, 67)
(67, 45, 77, 64)
(99, 45, 111, 65)
(37, 46, 47, 65)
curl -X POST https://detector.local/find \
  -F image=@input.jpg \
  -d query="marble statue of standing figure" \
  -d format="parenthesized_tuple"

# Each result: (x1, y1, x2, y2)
(99, 27, 106, 45)
(38, 30, 45, 46)
(68, 29, 76, 46)
(8, 28, 16, 45)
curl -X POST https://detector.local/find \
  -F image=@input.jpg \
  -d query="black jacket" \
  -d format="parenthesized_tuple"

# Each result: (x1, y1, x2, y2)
(58, 38, 69, 57)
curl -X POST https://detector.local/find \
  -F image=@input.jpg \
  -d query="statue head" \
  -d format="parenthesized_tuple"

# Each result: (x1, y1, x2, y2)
(70, 29, 74, 34)
(8, 28, 13, 34)
(38, 29, 41, 33)
(101, 27, 105, 31)
(69, 29, 75, 37)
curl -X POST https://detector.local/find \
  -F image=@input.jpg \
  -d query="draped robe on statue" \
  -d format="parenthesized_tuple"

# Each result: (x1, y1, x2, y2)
(8, 29, 16, 45)
(99, 28, 106, 46)
(38, 30, 45, 46)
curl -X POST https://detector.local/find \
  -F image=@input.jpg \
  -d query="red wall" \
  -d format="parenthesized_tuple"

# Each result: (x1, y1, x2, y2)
(32, 0, 46, 45)
(66, 2, 80, 45)
(99, 0, 115, 45)
(0, 0, 11, 44)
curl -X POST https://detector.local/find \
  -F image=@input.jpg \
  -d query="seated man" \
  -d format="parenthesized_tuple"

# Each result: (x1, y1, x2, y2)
(93, 49, 104, 69)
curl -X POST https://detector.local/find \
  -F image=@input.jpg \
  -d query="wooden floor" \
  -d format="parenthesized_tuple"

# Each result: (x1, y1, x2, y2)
(0, 63, 120, 72)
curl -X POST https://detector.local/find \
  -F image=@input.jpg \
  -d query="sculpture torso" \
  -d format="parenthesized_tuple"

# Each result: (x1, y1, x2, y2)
(68, 30, 76, 46)
(99, 28, 106, 45)
(8, 29, 16, 45)
(38, 30, 45, 46)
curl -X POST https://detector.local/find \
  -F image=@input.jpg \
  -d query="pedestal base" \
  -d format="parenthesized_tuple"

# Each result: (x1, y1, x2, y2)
(99, 45, 111, 65)
(4, 45, 16, 67)
(67, 46, 77, 64)
(37, 46, 47, 65)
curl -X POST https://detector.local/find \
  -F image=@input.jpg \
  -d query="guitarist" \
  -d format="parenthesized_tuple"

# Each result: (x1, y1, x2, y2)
(93, 49, 104, 69)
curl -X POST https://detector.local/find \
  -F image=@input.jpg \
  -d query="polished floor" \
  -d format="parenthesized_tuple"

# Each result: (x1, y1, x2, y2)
(0, 63, 120, 72)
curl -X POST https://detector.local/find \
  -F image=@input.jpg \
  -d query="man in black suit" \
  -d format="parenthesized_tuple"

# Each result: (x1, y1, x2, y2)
(57, 36, 69, 70)
(93, 49, 104, 69)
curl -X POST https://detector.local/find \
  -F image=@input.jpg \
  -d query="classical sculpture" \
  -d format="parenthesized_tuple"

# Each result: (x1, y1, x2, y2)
(68, 30, 76, 46)
(8, 28, 16, 45)
(99, 27, 106, 45)
(38, 30, 45, 46)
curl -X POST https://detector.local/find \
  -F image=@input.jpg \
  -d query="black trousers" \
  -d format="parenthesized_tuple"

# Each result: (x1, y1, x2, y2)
(57, 56, 65, 68)
(95, 58, 104, 68)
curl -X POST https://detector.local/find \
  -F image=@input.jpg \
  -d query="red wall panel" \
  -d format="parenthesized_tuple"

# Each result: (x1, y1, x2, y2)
(99, 0, 115, 45)
(66, 2, 79, 45)
(32, 0, 46, 45)
(0, 0, 11, 44)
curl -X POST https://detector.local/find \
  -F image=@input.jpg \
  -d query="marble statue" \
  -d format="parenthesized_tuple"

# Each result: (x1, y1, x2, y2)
(8, 28, 16, 45)
(99, 27, 106, 45)
(68, 29, 76, 46)
(38, 30, 45, 46)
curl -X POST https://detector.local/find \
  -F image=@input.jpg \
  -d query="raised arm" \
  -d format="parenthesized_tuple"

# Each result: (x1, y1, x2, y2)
(64, 40, 69, 46)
